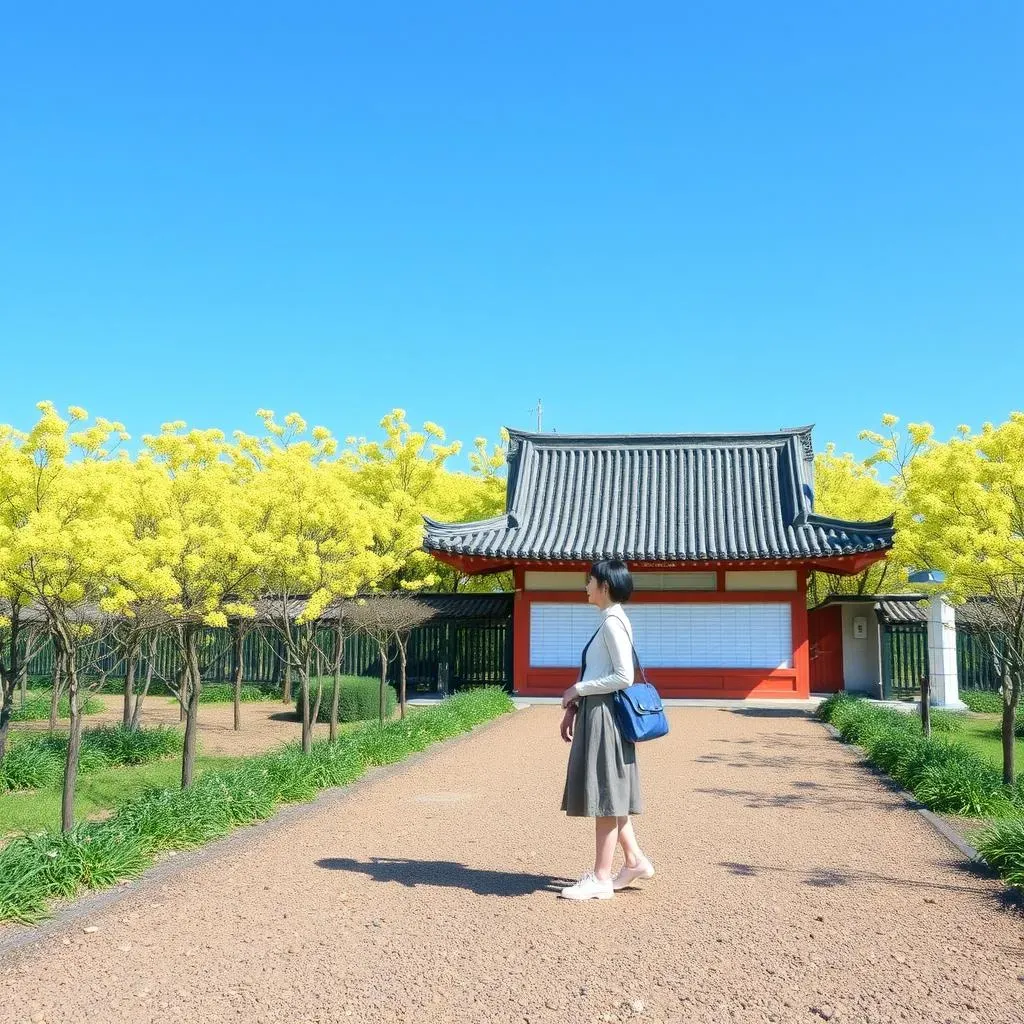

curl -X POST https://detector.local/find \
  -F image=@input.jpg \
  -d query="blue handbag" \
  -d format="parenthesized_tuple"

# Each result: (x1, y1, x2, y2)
(580, 618, 669, 743)
(613, 637, 670, 743)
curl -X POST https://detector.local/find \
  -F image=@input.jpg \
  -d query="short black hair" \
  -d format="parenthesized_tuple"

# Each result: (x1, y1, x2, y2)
(588, 559, 634, 603)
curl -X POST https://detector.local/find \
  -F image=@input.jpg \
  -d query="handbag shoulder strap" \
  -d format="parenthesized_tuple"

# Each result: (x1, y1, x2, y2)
(605, 615, 649, 685)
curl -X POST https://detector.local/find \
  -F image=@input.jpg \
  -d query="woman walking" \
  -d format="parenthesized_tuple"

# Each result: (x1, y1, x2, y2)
(559, 559, 655, 900)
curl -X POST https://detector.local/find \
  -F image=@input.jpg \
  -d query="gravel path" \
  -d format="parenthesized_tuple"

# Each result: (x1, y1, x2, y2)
(2, 705, 1022, 1024)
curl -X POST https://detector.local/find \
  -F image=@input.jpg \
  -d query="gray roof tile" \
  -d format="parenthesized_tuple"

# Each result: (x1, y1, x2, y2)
(425, 427, 894, 564)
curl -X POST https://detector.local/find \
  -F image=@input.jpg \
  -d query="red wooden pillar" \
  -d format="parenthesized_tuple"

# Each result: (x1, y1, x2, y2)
(792, 569, 810, 699)
(512, 566, 528, 694)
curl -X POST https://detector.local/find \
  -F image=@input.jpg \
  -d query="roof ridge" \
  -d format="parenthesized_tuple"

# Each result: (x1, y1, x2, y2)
(506, 426, 814, 446)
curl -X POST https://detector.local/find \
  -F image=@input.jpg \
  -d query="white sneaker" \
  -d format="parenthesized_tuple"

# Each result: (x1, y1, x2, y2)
(559, 872, 614, 901)
(612, 858, 655, 890)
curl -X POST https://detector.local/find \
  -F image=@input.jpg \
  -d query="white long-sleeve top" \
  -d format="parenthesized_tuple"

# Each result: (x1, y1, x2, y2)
(573, 603, 636, 698)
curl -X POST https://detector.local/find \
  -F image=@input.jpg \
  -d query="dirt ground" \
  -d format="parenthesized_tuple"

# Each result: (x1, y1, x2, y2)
(13, 694, 309, 757)
(2, 705, 1022, 1024)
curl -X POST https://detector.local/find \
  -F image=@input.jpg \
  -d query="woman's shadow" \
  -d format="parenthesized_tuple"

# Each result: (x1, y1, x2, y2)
(315, 856, 568, 897)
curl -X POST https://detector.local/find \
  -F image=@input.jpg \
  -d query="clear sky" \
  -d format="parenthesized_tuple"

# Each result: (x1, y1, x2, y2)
(2, 2, 1021, 465)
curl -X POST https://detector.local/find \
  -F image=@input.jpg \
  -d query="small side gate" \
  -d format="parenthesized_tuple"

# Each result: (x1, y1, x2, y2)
(881, 623, 929, 699)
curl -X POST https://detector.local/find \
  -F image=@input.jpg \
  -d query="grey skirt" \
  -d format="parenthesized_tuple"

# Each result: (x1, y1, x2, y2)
(561, 694, 643, 818)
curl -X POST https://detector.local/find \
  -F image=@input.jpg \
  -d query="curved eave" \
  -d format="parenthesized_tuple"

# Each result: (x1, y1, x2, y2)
(427, 548, 890, 578)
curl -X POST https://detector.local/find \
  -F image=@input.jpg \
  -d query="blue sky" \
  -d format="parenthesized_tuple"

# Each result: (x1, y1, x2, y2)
(2, 2, 1021, 467)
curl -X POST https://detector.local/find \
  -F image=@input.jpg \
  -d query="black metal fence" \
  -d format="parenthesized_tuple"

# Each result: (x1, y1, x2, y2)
(881, 623, 1003, 697)
(956, 627, 1002, 692)
(22, 618, 513, 695)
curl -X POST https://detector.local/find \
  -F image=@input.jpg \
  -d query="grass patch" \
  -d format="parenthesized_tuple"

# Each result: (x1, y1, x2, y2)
(0, 687, 514, 923)
(9, 692, 104, 722)
(0, 754, 239, 844)
(0, 726, 181, 793)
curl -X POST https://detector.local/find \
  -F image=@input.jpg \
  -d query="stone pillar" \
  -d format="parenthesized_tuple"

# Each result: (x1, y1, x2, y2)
(927, 596, 965, 709)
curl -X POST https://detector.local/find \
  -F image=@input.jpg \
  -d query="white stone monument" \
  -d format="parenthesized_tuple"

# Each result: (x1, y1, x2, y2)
(909, 569, 966, 710)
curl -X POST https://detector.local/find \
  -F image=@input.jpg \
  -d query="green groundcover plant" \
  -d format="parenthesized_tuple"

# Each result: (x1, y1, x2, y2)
(818, 693, 1024, 889)
(0, 726, 182, 792)
(0, 687, 513, 923)
(960, 689, 1005, 715)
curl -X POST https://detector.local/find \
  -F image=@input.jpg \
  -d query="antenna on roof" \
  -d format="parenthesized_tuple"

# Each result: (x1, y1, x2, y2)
(528, 399, 543, 432)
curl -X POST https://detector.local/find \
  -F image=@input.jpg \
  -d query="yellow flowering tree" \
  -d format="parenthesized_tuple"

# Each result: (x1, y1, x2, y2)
(0, 403, 135, 830)
(892, 413, 1024, 784)
(344, 412, 508, 593)
(809, 414, 930, 606)
(139, 423, 259, 787)
(342, 410, 461, 591)
(237, 411, 382, 753)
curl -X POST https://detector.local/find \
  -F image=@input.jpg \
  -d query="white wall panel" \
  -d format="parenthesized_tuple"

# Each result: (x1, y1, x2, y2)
(529, 602, 792, 669)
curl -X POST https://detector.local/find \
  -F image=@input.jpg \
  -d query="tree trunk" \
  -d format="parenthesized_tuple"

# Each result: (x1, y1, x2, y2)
(61, 652, 82, 832)
(283, 660, 293, 704)
(49, 658, 63, 733)
(310, 650, 324, 733)
(0, 611, 21, 764)
(398, 639, 408, 719)
(232, 624, 244, 732)
(379, 644, 388, 724)
(0, 682, 11, 765)
(299, 664, 311, 755)
(122, 643, 139, 729)
(920, 672, 931, 739)
(181, 629, 202, 789)
(179, 660, 188, 722)
(1002, 668, 1019, 787)
(330, 618, 343, 743)
(19, 662, 28, 706)
(131, 636, 158, 730)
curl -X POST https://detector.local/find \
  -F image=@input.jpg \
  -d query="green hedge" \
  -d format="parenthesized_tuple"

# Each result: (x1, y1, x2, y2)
(9, 692, 104, 722)
(0, 687, 514, 922)
(294, 675, 396, 723)
(0, 725, 182, 791)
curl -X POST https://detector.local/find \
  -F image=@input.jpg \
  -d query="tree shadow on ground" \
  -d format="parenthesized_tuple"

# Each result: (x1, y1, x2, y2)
(315, 856, 568, 896)
(719, 708, 814, 719)
(718, 860, 1024, 914)
(695, 786, 901, 812)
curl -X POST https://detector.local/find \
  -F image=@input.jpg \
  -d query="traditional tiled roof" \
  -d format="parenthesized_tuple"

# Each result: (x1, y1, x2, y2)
(815, 594, 988, 626)
(876, 596, 928, 624)
(424, 427, 894, 565)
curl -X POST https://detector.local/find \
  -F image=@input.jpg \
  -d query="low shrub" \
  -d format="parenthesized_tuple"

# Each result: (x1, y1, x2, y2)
(973, 818, 1024, 888)
(10, 692, 104, 722)
(294, 675, 396, 723)
(0, 687, 514, 922)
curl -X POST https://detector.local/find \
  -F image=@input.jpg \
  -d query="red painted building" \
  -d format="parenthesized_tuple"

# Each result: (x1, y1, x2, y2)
(425, 428, 894, 699)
